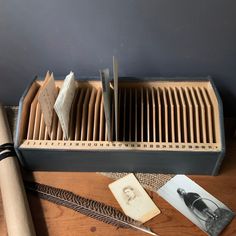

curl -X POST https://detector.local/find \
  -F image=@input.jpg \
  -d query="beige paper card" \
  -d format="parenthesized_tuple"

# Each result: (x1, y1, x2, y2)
(38, 72, 57, 134)
(109, 173, 160, 223)
(54, 71, 76, 139)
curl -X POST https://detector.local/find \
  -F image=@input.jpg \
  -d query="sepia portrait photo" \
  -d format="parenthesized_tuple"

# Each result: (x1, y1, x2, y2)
(122, 186, 140, 205)
(109, 173, 160, 223)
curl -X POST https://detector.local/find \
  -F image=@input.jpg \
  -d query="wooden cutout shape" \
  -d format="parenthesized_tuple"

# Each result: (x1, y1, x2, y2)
(156, 88, 162, 142)
(56, 122, 63, 140)
(99, 97, 105, 141)
(81, 89, 91, 141)
(33, 102, 41, 140)
(75, 88, 85, 141)
(141, 88, 144, 142)
(179, 88, 187, 143)
(146, 88, 150, 142)
(129, 88, 132, 142)
(190, 87, 200, 143)
(162, 88, 168, 142)
(123, 88, 127, 141)
(68, 88, 79, 140)
(135, 89, 138, 142)
(173, 88, 181, 143)
(201, 88, 213, 143)
(185, 88, 194, 143)
(39, 113, 46, 140)
(27, 90, 40, 139)
(151, 87, 156, 143)
(93, 89, 102, 141)
(87, 88, 97, 141)
(196, 87, 206, 143)
(50, 88, 60, 140)
(167, 88, 175, 143)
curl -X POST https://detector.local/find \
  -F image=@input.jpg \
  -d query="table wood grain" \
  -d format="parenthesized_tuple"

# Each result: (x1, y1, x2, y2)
(1, 139, 236, 236)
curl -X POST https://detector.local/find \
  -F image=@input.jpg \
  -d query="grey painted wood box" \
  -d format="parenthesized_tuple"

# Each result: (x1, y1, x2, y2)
(15, 76, 225, 175)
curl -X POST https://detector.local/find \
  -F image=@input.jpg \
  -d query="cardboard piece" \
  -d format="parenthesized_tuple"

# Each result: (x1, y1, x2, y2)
(38, 72, 57, 134)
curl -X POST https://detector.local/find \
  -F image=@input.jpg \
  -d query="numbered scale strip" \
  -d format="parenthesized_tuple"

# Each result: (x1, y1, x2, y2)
(21, 140, 220, 152)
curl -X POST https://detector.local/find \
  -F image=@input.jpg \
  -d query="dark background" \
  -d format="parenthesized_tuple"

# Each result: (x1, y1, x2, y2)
(0, 0, 236, 117)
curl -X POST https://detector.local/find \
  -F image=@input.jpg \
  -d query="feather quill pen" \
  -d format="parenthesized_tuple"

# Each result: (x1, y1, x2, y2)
(25, 181, 158, 236)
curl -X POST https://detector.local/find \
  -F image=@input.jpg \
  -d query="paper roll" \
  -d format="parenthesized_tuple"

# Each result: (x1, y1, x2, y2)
(0, 104, 36, 236)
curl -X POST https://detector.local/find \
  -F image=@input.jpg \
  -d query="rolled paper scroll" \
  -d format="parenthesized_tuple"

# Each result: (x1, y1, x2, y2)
(0, 104, 36, 236)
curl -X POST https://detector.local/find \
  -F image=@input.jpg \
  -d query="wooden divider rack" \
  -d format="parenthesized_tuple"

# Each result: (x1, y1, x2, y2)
(15, 77, 225, 175)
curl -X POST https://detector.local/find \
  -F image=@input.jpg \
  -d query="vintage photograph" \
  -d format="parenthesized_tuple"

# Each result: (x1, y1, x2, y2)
(109, 173, 160, 223)
(157, 175, 235, 236)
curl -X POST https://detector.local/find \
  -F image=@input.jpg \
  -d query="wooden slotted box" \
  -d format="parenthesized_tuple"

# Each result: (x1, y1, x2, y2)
(15, 76, 225, 175)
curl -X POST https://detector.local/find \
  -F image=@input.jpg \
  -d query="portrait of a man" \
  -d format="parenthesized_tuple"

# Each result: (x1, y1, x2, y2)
(122, 186, 138, 205)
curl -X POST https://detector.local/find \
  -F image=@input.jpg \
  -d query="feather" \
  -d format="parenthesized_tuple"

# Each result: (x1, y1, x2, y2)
(25, 181, 158, 236)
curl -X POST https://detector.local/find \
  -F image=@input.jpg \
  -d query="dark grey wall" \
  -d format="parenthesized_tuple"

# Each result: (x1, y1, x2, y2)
(0, 0, 236, 116)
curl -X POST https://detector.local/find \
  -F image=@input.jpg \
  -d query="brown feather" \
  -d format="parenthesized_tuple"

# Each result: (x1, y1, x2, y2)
(24, 181, 158, 235)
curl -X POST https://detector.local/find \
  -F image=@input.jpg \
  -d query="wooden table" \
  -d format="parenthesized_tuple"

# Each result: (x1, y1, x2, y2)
(0, 138, 236, 236)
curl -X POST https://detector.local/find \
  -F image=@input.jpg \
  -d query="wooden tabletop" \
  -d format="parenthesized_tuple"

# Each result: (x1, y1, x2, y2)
(0, 139, 236, 236)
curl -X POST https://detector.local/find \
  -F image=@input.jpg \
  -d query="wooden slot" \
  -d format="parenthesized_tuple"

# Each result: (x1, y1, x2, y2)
(118, 88, 122, 141)
(151, 88, 156, 142)
(205, 88, 216, 143)
(162, 88, 168, 142)
(205, 85, 219, 143)
(99, 97, 105, 141)
(156, 88, 162, 142)
(105, 119, 108, 141)
(173, 88, 181, 143)
(50, 88, 60, 140)
(81, 88, 91, 141)
(123, 88, 127, 141)
(135, 89, 138, 142)
(111, 96, 114, 141)
(44, 127, 49, 140)
(32, 102, 41, 140)
(75, 88, 85, 141)
(190, 87, 200, 143)
(201, 88, 213, 143)
(87, 88, 97, 141)
(50, 111, 58, 140)
(68, 89, 79, 140)
(184, 88, 194, 143)
(27, 89, 40, 139)
(178, 88, 187, 143)
(129, 88, 132, 141)
(149, 88, 153, 142)
(141, 88, 144, 142)
(93, 89, 102, 141)
(19, 81, 40, 141)
(136, 89, 142, 142)
(56, 122, 63, 140)
(39, 114, 46, 140)
(195, 87, 206, 143)
(146, 88, 150, 142)
(167, 88, 175, 143)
